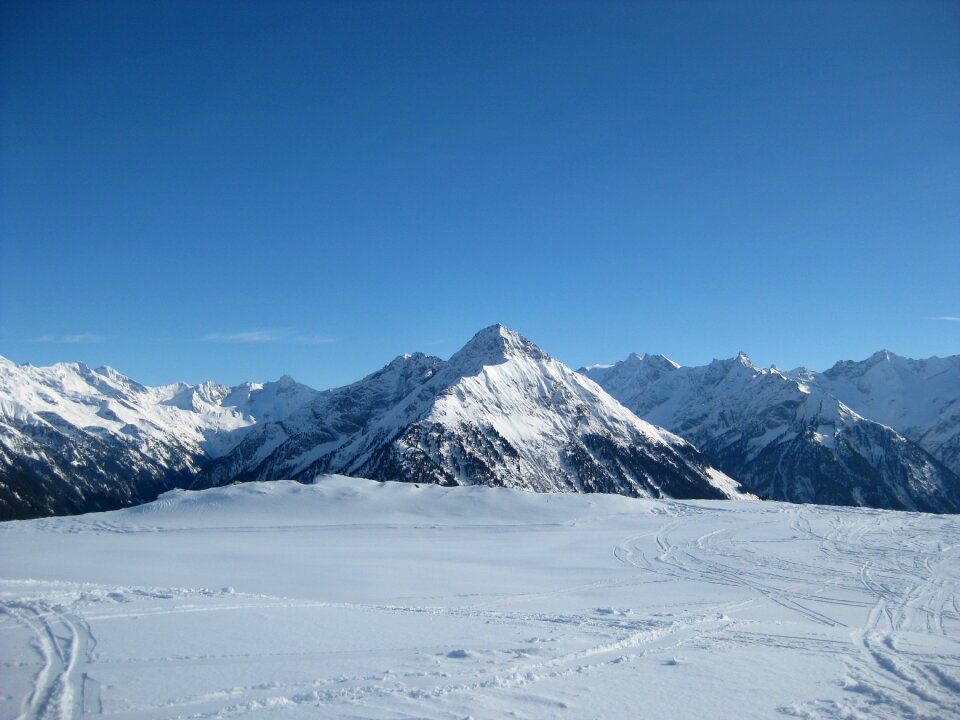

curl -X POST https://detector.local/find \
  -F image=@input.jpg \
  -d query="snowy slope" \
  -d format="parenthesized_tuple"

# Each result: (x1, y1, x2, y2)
(583, 352, 960, 512)
(200, 325, 745, 500)
(0, 356, 316, 519)
(790, 351, 960, 476)
(1, 476, 957, 719)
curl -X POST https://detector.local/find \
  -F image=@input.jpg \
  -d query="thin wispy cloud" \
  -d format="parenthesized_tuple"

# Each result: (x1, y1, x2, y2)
(934, 316, 960, 322)
(203, 329, 336, 344)
(203, 330, 284, 343)
(31, 333, 104, 344)
(292, 335, 336, 345)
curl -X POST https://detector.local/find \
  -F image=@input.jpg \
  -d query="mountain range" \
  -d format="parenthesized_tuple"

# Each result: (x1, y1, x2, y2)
(0, 356, 317, 519)
(1, 326, 957, 519)
(789, 351, 960, 475)
(582, 351, 960, 513)
(196, 325, 738, 502)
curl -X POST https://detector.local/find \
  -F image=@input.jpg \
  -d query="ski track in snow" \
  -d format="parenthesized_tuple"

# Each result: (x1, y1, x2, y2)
(785, 510, 960, 719)
(1, 480, 958, 720)
(1, 598, 95, 720)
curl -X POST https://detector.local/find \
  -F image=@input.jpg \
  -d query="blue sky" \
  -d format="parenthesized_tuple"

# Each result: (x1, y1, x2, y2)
(2, 0, 958, 389)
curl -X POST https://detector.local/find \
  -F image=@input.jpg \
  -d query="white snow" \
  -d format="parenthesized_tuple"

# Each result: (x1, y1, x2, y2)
(791, 351, 960, 472)
(809, 351, 959, 434)
(2, 475, 957, 719)
(0, 356, 318, 464)
(210, 326, 743, 500)
(582, 351, 959, 510)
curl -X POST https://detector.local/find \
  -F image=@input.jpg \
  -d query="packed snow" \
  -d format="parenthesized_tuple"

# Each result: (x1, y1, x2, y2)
(2, 476, 958, 719)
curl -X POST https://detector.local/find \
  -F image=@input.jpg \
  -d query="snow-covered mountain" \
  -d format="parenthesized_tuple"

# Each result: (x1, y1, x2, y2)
(4, 334, 956, 521)
(788, 351, 960, 476)
(0, 356, 317, 519)
(199, 325, 744, 501)
(583, 352, 960, 513)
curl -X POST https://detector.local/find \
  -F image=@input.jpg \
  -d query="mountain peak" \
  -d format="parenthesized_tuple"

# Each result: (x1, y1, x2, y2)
(448, 325, 548, 373)
(699, 353, 760, 387)
(824, 349, 904, 379)
(619, 353, 681, 371)
(472, 323, 520, 344)
(94, 364, 122, 378)
(649, 353, 681, 370)
(578, 352, 681, 390)
(867, 349, 899, 364)
(708, 352, 756, 373)
(383, 351, 434, 371)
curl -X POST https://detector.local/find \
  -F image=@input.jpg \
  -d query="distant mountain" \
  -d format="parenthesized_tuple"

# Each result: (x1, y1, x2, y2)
(788, 351, 960, 476)
(583, 352, 960, 513)
(198, 325, 744, 501)
(4, 335, 956, 521)
(0, 357, 317, 519)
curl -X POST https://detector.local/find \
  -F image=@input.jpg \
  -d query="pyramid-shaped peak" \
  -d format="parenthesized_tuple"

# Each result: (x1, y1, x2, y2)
(472, 323, 520, 342)
(702, 353, 761, 385)
(448, 325, 549, 372)
(867, 349, 899, 364)
(625, 352, 680, 369)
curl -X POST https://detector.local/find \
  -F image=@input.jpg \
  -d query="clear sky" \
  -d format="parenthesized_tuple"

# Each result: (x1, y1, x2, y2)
(1, 0, 958, 389)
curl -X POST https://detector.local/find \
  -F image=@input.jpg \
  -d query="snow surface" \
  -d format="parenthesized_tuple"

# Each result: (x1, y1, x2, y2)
(2, 476, 958, 719)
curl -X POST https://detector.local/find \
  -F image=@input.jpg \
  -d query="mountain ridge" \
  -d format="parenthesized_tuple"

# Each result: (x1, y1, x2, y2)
(2, 335, 958, 520)
(789, 350, 960, 474)
(582, 350, 960, 513)
(0, 355, 319, 518)
(197, 325, 742, 502)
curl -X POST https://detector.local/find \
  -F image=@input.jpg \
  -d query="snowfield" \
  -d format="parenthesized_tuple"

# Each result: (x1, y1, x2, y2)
(1, 477, 958, 720)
